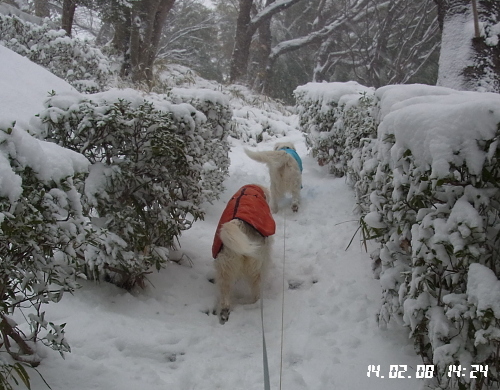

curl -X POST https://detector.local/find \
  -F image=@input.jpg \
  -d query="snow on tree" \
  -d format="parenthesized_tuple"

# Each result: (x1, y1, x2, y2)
(93, 0, 177, 84)
(229, 0, 304, 84)
(0, 40, 234, 388)
(36, 87, 231, 288)
(0, 119, 91, 387)
(0, 13, 113, 92)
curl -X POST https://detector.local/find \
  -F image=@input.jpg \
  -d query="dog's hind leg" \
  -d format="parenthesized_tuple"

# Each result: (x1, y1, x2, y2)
(244, 252, 268, 304)
(270, 182, 281, 214)
(246, 268, 261, 304)
(217, 279, 232, 324)
(215, 256, 235, 324)
(291, 177, 302, 212)
(291, 188, 301, 212)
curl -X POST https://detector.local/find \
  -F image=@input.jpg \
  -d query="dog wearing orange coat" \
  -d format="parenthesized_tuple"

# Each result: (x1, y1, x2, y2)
(212, 184, 276, 324)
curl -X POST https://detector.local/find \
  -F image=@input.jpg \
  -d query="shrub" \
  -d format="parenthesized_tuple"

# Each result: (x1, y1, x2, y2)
(0, 122, 90, 388)
(294, 81, 376, 176)
(225, 85, 296, 143)
(165, 87, 232, 202)
(295, 82, 500, 389)
(0, 14, 113, 93)
(37, 89, 230, 288)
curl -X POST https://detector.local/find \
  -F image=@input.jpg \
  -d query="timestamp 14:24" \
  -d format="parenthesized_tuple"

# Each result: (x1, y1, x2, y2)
(367, 364, 489, 379)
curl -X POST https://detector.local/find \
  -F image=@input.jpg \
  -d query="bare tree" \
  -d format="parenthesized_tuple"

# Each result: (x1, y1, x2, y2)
(61, 0, 77, 36)
(260, 0, 373, 92)
(229, 0, 304, 83)
(129, 0, 176, 83)
(156, 0, 219, 80)
(96, 0, 177, 84)
(254, 0, 439, 95)
(251, 0, 275, 91)
(316, 0, 439, 87)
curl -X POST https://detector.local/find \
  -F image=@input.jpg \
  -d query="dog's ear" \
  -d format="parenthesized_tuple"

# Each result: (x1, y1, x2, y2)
(273, 144, 281, 151)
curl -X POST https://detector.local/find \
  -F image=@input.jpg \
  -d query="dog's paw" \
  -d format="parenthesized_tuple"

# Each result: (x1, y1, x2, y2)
(219, 308, 230, 324)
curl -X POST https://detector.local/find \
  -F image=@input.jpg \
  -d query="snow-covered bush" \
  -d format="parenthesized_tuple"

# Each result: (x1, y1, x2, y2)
(166, 88, 232, 202)
(295, 82, 500, 389)
(0, 14, 112, 93)
(153, 67, 295, 144)
(373, 86, 500, 389)
(225, 85, 296, 143)
(294, 81, 376, 176)
(37, 89, 229, 288)
(0, 121, 90, 387)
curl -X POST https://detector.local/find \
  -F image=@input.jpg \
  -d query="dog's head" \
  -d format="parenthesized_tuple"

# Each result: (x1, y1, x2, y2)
(273, 142, 296, 151)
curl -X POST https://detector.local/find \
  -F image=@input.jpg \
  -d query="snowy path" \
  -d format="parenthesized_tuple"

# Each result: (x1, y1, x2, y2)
(32, 130, 423, 390)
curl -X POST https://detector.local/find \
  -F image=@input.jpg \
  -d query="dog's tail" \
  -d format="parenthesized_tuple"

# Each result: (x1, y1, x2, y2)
(244, 148, 289, 168)
(220, 219, 259, 256)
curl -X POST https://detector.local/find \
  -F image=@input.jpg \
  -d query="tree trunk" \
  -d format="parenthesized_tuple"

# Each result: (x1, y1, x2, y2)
(229, 0, 304, 84)
(96, 21, 113, 46)
(61, 0, 77, 36)
(229, 0, 254, 84)
(433, 0, 447, 31)
(437, 0, 500, 92)
(313, 34, 336, 82)
(252, 0, 274, 92)
(129, 0, 176, 84)
(463, 0, 500, 92)
(107, 6, 132, 77)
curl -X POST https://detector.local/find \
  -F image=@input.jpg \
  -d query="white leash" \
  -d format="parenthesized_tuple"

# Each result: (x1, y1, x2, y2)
(260, 294, 271, 390)
(260, 211, 287, 390)
(279, 211, 287, 390)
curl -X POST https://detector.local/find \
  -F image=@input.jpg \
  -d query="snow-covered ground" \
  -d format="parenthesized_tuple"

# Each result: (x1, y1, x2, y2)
(22, 128, 424, 390)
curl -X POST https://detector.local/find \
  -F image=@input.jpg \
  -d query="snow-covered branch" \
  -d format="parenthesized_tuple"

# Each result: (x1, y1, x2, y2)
(269, 0, 376, 61)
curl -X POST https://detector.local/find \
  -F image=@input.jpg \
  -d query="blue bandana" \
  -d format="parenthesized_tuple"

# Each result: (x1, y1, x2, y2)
(280, 148, 303, 172)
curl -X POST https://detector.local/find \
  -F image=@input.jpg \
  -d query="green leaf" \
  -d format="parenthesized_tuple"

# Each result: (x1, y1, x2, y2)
(13, 364, 31, 389)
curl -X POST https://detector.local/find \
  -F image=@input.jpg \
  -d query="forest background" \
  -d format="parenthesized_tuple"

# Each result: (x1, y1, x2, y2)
(3, 0, 499, 103)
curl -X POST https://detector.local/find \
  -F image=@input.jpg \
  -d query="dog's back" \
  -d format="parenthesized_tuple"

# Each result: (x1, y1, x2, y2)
(213, 184, 275, 324)
(244, 145, 302, 213)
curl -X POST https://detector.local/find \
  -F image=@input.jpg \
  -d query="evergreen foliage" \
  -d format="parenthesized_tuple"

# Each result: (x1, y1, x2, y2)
(295, 82, 500, 390)
(0, 14, 112, 93)
(294, 82, 377, 177)
(37, 89, 230, 288)
(0, 122, 90, 388)
(0, 20, 232, 384)
(165, 88, 232, 203)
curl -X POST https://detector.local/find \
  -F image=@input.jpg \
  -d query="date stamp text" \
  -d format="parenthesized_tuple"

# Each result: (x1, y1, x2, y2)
(367, 364, 489, 379)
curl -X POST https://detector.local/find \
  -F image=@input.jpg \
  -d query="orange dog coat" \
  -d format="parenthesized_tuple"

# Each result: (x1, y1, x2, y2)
(212, 185, 276, 258)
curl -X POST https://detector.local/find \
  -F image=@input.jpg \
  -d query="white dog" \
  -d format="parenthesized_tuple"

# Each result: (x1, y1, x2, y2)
(244, 142, 303, 213)
(212, 184, 276, 324)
